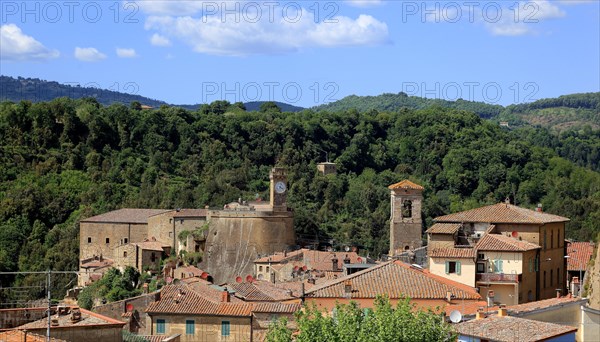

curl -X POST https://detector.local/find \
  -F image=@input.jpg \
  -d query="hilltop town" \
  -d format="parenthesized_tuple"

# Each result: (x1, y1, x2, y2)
(1, 164, 597, 342)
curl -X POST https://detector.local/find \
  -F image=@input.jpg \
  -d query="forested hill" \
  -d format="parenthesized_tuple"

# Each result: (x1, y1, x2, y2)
(499, 93, 600, 131)
(0, 76, 304, 113)
(1, 97, 599, 298)
(313, 93, 504, 118)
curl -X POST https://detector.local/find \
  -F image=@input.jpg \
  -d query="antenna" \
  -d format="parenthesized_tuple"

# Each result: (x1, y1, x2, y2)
(449, 310, 463, 323)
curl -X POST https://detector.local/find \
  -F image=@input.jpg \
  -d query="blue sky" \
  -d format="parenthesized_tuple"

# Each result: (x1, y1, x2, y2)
(1, 0, 599, 107)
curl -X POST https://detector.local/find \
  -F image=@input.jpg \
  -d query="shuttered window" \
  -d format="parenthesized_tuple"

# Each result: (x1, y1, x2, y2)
(221, 321, 230, 336)
(156, 319, 165, 334)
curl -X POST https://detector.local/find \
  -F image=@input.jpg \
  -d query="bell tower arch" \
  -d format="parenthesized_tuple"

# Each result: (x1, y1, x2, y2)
(388, 180, 423, 255)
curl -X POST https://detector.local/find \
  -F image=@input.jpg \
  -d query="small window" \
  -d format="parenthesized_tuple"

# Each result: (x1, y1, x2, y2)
(105, 238, 110, 244)
(123, 251, 127, 258)
(151, 253, 156, 262)
(168, 232, 172, 238)
(221, 321, 230, 336)
(494, 260, 504, 273)
(445, 261, 461, 275)
(169, 218, 172, 223)
(186, 320, 195, 335)
(259, 266, 263, 272)
(124, 237, 128, 244)
(478, 253, 485, 260)
(180, 219, 184, 224)
(266, 266, 270, 272)
(156, 319, 165, 334)
(477, 262, 485, 273)
(87, 237, 92, 244)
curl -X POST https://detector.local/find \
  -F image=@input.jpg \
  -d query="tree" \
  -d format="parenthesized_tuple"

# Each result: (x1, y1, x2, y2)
(260, 101, 282, 113)
(267, 296, 456, 342)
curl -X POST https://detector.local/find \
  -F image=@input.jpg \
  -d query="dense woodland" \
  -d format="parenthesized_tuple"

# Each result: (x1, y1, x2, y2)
(0, 96, 599, 302)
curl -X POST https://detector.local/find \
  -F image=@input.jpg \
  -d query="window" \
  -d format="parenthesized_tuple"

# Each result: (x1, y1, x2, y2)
(87, 237, 92, 244)
(221, 321, 230, 336)
(266, 266, 270, 272)
(402, 200, 412, 218)
(259, 266, 263, 272)
(151, 253, 156, 262)
(494, 260, 504, 273)
(544, 271, 547, 288)
(445, 261, 461, 275)
(123, 237, 128, 244)
(105, 238, 110, 244)
(557, 230, 560, 248)
(123, 251, 127, 258)
(528, 258, 533, 272)
(535, 255, 539, 272)
(477, 262, 485, 273)
(550, 269, 553, 286)
(478, 253, 485, 260)
(186, 320, 195, 335)
(156, 319, 165, 334)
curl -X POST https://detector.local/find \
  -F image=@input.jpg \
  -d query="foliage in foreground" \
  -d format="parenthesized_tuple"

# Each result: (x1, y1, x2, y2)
(77, 267, 142, 309)
(266, 296, 455, 342)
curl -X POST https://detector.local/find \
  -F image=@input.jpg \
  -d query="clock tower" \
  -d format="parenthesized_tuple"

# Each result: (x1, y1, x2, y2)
(270, 167, 287, 212)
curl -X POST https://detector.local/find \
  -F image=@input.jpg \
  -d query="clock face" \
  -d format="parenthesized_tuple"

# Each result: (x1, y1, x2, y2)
(275, 181, 287, 194)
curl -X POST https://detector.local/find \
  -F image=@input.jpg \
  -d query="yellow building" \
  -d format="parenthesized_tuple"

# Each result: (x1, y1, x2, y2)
(427, 202, 569, 305)
(146, 283, 300, 342)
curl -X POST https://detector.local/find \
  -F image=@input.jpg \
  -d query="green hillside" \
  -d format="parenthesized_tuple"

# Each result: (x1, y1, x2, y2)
(1, 97, 599, 301)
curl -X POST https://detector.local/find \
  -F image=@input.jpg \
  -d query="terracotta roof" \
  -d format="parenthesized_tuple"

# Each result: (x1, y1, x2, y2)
(133, 241, 170, 251)
(255, 249, 305, 263)
(229, 280, 299, 301)
(146, 284, 253, 317)
(80, 258, 113, 269)
(476, 234, 540, 252)
(426, 223, 461, 234)
(434, 203, 569, 224)
(255, 249, 364, 272)
(388, 179, 424, 190)
(16, 307, 126, 329)
(81, 209, 171, 224)
(305, 261, 481, 300)
(146, 284, 301, 317)
(171, 209, 207, 218)
(137, 335, 181, 342)
(429, 248, 476, 258)
(229, 283, 279, 302)
(456, 315, 577, 341)
(0, 330, 66, 342)
(567, 241, 595, 271)
(174, 266, 205, 279)
(505, 296, 585, 315)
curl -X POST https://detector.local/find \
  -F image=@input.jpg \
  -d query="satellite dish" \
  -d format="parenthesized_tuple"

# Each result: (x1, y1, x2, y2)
(293, 266, 299, 271)
(302, 265, 308, 271)
(449, 310, 463, 323)
(511, 231, 518, 238)
(345, 246, 350, 252)
(166, 277, 173, 284)
(126, 303, 134, 312)
(235, 276, 242, 283)
(357, 257, 362, 263)
(200, 272, 208, 279)
(246, 275, 254, 283)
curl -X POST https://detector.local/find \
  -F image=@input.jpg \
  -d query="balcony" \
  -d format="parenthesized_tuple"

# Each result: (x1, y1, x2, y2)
(476, 273, 521, 283)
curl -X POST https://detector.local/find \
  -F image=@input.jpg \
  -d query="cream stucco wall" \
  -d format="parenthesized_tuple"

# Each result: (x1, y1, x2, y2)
(151, 315, 251, 342)
(429, 257, 476, 287)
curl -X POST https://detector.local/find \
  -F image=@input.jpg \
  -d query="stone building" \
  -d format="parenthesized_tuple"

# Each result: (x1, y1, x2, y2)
(388, 180, 424, 255)
(147, 209, 208, 255)
(427, 202, 570, 305)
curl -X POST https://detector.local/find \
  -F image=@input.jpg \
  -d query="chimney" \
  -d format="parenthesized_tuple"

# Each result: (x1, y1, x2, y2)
(446, 291, 453, 302)
(536, 203, 543, 212)
(476, 307, 486, 320)
(221, 290, 230, 303)
(498, 304, 507, 317)
(143, 283, 149, 294)
(344, 280, 352, 294)
(332, 256, 339, 272)
(70, 307, 81, 322)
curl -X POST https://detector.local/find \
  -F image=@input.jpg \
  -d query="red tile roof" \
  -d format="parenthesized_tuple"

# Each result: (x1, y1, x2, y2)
(435, 203, 569, 224)
(429, 248, 476, 258)
(567, 241, 595, 271)
(81, 209, 171, 224)
(255, 249, 364, 272)
(171, 209, 208, 218)
(174, 266, 205, 279)
(305, 261, 481, 300)
(388, 180, 424, 190)
(16, 307, 126, 329)
(476, 234, 540, 252)
(255, 249, 305, 263)
(505, 296, 585, 315)
(456, 315, 577, 341)
(426, 223, 461, 234)
(146, 284, 301, 317)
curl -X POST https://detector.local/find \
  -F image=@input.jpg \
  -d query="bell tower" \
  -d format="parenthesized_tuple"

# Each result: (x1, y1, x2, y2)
(388, 180, 423, 255)
(270, 167, 287, 212)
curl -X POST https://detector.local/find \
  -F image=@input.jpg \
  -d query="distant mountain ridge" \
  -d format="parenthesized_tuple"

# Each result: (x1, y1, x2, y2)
(0, 76, 304, 113)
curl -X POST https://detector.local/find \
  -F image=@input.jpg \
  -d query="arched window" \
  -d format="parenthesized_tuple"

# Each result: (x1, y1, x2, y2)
(402, 200, 412, 218)
(123, 251, 127, 258)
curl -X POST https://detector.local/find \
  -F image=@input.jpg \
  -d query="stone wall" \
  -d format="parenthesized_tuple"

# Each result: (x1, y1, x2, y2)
(390, 188, 423, 255)
(147, 213, 206, 255)
(80, 222, 148, 261)
(93, 292, 160, 335)
(201, 211, 295, 284)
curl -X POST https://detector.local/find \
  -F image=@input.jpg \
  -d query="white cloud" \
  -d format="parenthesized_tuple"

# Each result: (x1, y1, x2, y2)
(484, 1, 565, 36)
(557, 0, 595, 4)
(0, 24, 59, 61)
(346, 0, 383, 8)
(136, 0, 207, 15)
(74, 47, 107, 62)
(150, 33, 171, 47)
(116, 47, 138, 58)
(145, 10, 389, 56)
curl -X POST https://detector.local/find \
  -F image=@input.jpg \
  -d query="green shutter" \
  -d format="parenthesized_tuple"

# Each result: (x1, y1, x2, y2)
(186, 320, 194, 335)
(221, 321, 230, 336)
(456, 261, 461, 275)
(445, 261, 449, 274)
(498, 260, 504, 273)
